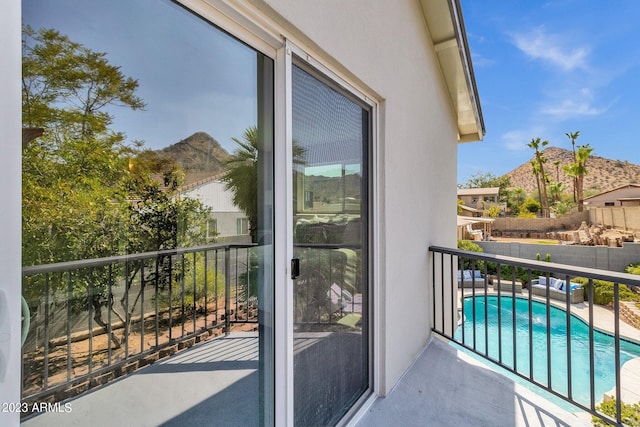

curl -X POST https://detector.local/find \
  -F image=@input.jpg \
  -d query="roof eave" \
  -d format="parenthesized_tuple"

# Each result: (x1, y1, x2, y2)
(420, 0, 485, 143)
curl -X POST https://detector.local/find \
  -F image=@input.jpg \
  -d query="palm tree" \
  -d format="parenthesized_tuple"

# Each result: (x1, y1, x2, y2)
(530, 160, 542, 208)
(528, 138, 550, 217)
(549, 181, 564, 203)
(222, 126, 305, 242)
(221, 126, 261, 241)
(565, 131, 580, 202)
(564, 144, 593, 212)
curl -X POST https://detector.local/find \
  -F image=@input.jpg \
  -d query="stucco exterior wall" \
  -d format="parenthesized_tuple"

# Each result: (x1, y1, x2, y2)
(262, 0, 461, 394)
(584, 185, 640, 208)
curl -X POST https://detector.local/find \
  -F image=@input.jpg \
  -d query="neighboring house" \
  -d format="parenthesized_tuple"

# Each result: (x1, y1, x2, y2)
(180, 173, 251, 243)
(457, 187, 501, 210)
(583, 184, 640, 208)
(3, 1, 484, 426)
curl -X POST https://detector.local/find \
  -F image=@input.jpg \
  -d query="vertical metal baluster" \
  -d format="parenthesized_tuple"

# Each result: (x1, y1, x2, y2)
(66, 271, 72, 381)
(168, 255, 173, 342)
(204, 250, 208, 329)
(107, 265, 112, 367)
(125, 260, 130, 358)
(235, 247, 240, 324)
(482, 260, 489, 354)
(225, 246, 231, 336)
(528, 269, 533, 381)
(614, 282, 622, 425)
(193, 252, 197, 334)
(459, 257, 465, 346)
(215, 250, 219, 327)
(43, 273, 50, 390)
(546, 272, 551, 389)
(440, 253, 444, 334)
(431, 252, 436, 332)
(247, 247, 252, 321)
(141, 261, 145, 353)
(565, 274, 572, 400)
(497, 263, 502, 364)
(88, 267, 94, 374)
(484, 263, 489, 358)
(181, 254, 186, 338)
(512, 266, 517, 372)
(155, 257, 159, 347)
(588, 278, 595, 411)
(450, 255, 455, 339)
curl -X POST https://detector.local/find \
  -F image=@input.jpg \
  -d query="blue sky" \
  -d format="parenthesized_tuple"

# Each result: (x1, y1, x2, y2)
(23, 0, 259, 154)
(458, 0, 640, 185)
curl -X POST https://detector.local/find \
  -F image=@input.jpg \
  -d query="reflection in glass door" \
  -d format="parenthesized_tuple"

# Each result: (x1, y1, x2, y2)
(21, 1, 273, 425)
(291, 62, 371, 426)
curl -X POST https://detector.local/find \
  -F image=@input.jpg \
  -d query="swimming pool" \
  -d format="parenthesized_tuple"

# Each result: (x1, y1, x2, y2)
(453, 296, 640, 407)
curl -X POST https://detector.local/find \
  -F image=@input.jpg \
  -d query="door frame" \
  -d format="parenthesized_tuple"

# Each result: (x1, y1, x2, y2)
(280, 40, 380, 426)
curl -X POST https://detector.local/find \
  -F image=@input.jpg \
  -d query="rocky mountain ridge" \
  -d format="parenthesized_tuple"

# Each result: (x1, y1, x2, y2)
(156, 132, 232, 185)
(505, 147, 640, 195)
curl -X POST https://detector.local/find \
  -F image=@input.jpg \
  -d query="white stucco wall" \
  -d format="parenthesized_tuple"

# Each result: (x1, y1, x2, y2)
(260, 0, 461, 394)
(0, 1, 22, 425)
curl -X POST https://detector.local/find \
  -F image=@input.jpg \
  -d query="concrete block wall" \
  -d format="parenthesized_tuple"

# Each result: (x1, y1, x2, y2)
(590, 207, 640, 231)
(477, 241, 640, 273)
(493, 211, 589, 233)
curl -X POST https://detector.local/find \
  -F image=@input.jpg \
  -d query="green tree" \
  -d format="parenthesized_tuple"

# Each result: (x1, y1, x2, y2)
(22, 26, 211, 347)
(460, 171, 511, 199)
(528, 138, 550, 218)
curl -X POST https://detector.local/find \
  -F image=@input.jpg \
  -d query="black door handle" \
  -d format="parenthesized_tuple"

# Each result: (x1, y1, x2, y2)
(291, 258, 300, 280)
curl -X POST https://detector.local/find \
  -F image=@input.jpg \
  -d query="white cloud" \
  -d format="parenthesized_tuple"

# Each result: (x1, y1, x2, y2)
(501, 127, 546, 151)
(539, 87, 611, 120)
(540, 99, 605, 119)
(512, 26, 589, 71)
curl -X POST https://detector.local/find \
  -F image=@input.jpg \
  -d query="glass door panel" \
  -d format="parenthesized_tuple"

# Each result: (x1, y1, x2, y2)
(21, 1, 273, 425)
(291, 63, 370, 426)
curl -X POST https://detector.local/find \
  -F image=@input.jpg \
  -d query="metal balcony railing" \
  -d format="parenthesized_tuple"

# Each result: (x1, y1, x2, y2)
(21, 243, 258, 408)
(429, 245, 640, 427)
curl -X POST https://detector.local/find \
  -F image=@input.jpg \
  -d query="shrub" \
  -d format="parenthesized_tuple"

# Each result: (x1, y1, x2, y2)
(487, 205, 502, 218)
(457, 239, 484, 271)
(593, 398, 640, 426)
(517, 211, 536, 218)
(520, 197, 540, 214)
(572, 277, 640, 305)
(626, 263, 640, 275)
(156, 254, 226, 312)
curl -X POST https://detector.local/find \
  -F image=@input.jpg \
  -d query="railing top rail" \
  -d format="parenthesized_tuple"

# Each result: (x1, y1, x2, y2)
(22, 242, 258, 276)
(429, 245, 640, 288)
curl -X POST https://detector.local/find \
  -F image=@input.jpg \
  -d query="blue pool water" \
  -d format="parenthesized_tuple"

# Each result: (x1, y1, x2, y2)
(454, 296, 640, 407)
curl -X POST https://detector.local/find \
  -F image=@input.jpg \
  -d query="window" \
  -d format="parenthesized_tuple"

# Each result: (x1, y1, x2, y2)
(206, 217, 218, 241)
(237, 217, 249, 235)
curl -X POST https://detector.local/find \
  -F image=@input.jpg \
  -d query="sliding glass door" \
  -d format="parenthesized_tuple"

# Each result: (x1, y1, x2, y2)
(21, 1, 273, 425)
(291, 61, 371, 426)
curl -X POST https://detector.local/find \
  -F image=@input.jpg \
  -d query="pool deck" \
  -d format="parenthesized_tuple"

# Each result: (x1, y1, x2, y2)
(459, 287, 640, 407)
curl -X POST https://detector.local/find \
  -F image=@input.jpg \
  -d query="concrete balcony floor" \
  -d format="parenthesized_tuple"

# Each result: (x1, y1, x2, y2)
(355, 337, 591, 427)
(22, 332, 261, 427)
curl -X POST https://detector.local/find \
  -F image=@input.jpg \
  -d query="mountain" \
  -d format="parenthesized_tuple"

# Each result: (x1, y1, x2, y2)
(504, 147, 640, 195)
(156, 132, 232, 185)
